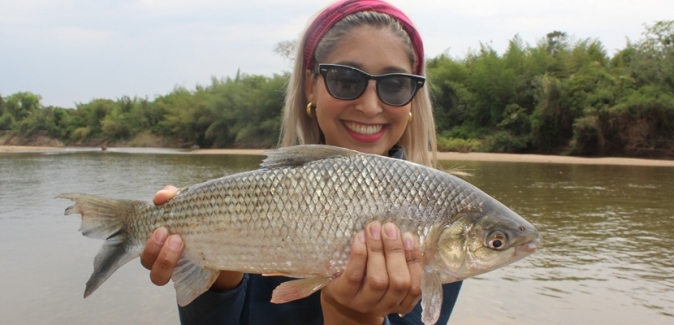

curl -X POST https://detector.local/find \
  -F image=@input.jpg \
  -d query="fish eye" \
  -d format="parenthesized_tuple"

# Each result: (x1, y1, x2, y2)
(487, 231, 508, 250)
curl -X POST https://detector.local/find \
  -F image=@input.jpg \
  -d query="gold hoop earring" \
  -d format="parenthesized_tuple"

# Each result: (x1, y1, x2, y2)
(306, 103, 316, 118)
(407, 112, 413, 124)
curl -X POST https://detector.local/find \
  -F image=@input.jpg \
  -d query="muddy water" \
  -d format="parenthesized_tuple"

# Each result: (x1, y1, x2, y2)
(0, 149, 672, 324)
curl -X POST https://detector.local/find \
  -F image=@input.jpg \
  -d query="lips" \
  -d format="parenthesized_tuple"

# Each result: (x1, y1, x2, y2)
(342, 121, 386, 143)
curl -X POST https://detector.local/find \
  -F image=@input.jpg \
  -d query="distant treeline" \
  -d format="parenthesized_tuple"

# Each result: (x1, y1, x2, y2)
(2, 21, 672, 157)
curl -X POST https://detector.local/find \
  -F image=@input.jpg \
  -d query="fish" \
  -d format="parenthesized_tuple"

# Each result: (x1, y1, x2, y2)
(57, 144, 541, 325)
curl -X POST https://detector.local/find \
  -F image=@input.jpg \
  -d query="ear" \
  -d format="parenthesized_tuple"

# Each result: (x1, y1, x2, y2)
(305, 69, 316, 103)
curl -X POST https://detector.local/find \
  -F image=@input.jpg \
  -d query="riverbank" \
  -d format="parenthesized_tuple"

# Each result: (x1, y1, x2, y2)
(3, 145, 674, 167)
(0, 145, 65, 152)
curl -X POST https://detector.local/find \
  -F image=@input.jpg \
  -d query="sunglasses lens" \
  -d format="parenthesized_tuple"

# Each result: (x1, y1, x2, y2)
(320, 64, 422, 106)
(378, 76, 416, 106)
(325, 67, 367, 100)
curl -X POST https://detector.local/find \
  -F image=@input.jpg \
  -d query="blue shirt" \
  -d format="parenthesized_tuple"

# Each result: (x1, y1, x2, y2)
(179, 274, 462, 325)
(178, 145, 463, 324)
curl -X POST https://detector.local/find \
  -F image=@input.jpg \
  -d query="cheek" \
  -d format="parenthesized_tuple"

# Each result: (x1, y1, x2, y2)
(314, 85, 330, 108)
(314, 82, 332, 109)
(389, 105, 412, 127)
(314, 92, 344, 135)
(315, 86, 349, 118)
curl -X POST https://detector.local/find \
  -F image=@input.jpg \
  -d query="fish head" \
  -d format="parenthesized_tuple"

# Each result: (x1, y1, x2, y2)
(430, 200, 541, 283)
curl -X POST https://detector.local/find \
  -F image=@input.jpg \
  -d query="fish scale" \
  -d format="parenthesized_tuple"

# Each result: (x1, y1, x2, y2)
(57, 144, 540, 325)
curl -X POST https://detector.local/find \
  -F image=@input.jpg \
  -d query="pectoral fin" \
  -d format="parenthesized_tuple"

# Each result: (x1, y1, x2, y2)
(421, 271, 443, 325)
(270, 276, 331, 304)
(172, 256, 220, 306)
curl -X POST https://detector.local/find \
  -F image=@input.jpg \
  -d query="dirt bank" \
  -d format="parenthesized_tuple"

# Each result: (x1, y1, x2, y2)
(0, 145, 64, 152)
(188, 148, 674, 167)
(3, 145, 674, 167)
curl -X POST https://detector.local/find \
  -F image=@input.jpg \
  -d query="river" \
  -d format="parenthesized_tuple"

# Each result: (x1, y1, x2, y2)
(0, 148, 672, 324)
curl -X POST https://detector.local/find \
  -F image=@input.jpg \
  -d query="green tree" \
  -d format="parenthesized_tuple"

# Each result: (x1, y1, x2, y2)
(4, 21, 674, 156)
(5, 92, 41, 121)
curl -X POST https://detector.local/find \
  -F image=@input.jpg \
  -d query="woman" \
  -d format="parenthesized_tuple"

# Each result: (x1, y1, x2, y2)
(141, 1, 462, 324)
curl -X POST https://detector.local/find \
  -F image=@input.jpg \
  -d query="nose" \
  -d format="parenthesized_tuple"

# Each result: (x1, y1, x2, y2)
(354, 80, 382, 117)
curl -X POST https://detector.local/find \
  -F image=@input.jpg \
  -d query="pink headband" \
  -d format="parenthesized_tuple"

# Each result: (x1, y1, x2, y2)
(303, 0, 425, 75)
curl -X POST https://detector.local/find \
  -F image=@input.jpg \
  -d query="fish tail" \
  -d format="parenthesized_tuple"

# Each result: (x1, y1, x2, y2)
(56, 193, 145, 298)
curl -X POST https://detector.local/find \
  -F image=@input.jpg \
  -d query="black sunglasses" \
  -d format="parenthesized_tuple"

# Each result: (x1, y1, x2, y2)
(317, 64, 426, 107)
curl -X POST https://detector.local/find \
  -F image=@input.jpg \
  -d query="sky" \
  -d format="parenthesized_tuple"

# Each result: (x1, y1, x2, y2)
(1, 0, 672, 108)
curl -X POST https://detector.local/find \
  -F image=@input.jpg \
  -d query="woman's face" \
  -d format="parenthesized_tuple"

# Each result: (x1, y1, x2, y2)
(306, 25, 413, 156)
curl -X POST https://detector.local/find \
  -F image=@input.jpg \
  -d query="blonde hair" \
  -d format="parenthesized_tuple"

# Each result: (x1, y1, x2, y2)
(279, 10, 437, 167)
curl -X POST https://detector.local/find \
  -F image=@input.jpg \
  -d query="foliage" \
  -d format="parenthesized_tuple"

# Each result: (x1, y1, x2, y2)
(436, 137, 482, 153)
(2, 73, 288, 148)
(481, 131, 529, 153)
(0, 113, 14, 131)
(156, 73, 287, 148)
(4, 21, 674, 157)
(427, 20, 674, 157)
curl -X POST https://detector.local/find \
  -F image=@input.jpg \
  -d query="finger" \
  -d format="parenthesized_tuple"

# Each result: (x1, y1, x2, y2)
(377, 223, 409, 311)
(397, 232, 424, 315)
(140, 227, 168, 270)
(326, 231, 367, 301)
(360, 221, 388, 304)
(153, 185, 179, 205)
(149, 234, 183, 286)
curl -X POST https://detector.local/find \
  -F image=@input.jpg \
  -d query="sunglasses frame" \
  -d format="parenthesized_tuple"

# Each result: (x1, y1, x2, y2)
(317, 64, 426, 107)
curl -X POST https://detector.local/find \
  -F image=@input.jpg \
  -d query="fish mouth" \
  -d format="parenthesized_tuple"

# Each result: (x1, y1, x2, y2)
(505, 231, 541, 264)
(521, 231, 542, 253)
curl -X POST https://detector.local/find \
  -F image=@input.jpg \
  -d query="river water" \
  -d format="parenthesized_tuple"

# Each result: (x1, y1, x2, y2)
(0, 149, 672, 324)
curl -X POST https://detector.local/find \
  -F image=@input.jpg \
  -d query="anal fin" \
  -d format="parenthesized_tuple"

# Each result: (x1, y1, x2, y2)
(172, 256, 220, 306)
(270, 276, 331, 304)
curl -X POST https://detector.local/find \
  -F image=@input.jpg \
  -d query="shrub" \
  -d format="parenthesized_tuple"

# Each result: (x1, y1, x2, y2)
(569, 116, 600, 155)
(0, 113, 14, 130)
(481, 131, 529, 153)
(437, 137, 482, 152)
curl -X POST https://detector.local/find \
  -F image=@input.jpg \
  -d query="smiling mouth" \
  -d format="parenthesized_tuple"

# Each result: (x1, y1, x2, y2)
(344, 121, 384, 135)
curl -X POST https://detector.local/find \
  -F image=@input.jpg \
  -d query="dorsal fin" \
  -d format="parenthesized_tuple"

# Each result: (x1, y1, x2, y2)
(261, 145, 361, 168)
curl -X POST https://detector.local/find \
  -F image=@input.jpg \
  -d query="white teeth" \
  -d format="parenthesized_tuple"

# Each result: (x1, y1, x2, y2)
(344, 121, 383, 135)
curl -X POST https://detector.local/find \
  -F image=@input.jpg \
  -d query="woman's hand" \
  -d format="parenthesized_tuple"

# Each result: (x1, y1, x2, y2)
(321, 221, 424, 325)
(139, 186, 182, 286)
(139, 185, 244, 292)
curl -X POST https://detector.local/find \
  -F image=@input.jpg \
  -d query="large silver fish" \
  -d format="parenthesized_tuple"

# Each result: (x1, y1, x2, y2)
(58, 145, 541, 325)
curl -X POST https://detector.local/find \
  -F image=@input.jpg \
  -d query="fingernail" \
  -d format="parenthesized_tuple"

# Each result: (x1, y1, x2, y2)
(384, 223, 398, 239)
(403, 232, 414, 250)
(167, 235, 182, 250)
(154, 228, 168, 244)
(369, 222, 381, 240)
(357, 231, 365, 243)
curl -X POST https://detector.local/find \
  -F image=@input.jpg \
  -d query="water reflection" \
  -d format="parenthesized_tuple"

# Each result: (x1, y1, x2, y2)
(0, 151, 264, 325)
(440, 161, 674, 323)
(0, 151, 672, 324)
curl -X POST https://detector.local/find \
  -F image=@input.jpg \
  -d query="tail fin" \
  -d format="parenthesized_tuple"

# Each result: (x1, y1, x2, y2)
(56, 193, 145, 298)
